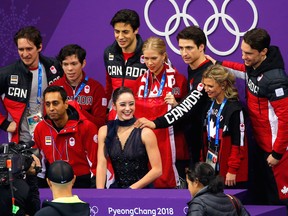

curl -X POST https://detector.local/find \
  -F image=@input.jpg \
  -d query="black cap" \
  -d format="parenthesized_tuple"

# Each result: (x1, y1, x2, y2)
(47, 160, 74, 184)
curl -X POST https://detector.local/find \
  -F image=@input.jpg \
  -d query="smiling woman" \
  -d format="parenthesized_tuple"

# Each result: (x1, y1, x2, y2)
(96, 86, 162, 189)
(202, 65, 239, 104)
(201, 65, 248, 188)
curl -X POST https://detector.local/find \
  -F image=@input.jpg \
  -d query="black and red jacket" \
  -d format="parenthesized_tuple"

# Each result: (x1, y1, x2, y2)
(104, 34, 147, 101)
(221, 46, 288, 159)
(203, 99, 248, 182)
(0, 55, 63, 142)
(52, 71, 107, 129)
(154, 60, 213, 163)
(153, 88, 248, 182)
(221, 46, 288, 200)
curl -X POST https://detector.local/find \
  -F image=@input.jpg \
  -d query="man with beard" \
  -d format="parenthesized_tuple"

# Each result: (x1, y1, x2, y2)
(209, 28, 288, 206)
(33, 86, 98, 188)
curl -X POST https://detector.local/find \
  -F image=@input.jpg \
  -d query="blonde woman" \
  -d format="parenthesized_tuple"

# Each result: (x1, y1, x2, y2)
(202, 64, 248, 187)
(135, 36, 188, 188)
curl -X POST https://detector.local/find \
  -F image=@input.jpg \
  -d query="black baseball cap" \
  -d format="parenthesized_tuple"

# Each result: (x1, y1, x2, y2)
(47, 160, 74, 184)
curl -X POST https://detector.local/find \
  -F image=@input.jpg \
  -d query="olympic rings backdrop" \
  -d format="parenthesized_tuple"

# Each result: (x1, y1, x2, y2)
(0, 0, 287, 143)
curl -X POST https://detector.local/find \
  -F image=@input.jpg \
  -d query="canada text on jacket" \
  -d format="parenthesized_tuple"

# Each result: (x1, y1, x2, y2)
(247, 78, 259, 94)
(107, 66, 146, 78)
(164, 90, 203, 124)
(8, 87, 27, 98)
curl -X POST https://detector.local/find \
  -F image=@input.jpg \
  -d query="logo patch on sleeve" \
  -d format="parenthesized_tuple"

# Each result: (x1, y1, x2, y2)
(84, 85, 90, 93)
(45, 136, 52, 145)
(50, 66, 57, 74)
(102, 98, 107, 106)
(69, 137, 75, 146)
(197, 83, 204, 91)
(108, 53, 114, 61)
(140, 55, 145, 64)
(93, 134, 98, 143)
(275, 88, 284, 97)
(10, 75, 18, 84)
(240, 123, 245, 132)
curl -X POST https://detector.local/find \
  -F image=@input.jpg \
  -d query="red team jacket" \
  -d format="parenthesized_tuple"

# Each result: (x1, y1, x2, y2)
(221, 46, 288, 200)
(135, 63, 188, 188)
(52, 71, 107, 129)
(33, 101, 98, 177)
(104, 34, 147, 101)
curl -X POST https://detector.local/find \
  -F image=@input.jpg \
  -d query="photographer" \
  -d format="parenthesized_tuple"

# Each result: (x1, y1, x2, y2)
(0, 145, 41, 216)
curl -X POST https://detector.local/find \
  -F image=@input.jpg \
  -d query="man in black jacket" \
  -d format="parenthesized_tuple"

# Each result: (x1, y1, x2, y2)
(135, 26, 212, 166)
(104, 9, 147, 107)
(0, 26, 63, 215)
(35, 160, 90, 216)
(0, 26, 63, 144)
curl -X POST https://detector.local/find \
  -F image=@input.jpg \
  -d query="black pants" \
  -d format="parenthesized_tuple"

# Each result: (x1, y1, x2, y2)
(74, 174, 91, 188)
(250, 145, 284, 205)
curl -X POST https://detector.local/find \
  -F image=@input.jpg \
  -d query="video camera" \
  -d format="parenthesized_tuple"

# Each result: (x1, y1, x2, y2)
(0, 141, 40, 185)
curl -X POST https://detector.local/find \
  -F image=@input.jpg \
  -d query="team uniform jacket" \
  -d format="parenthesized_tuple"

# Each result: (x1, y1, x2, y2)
(104, 34, 147, 101)
(154, 60, 212, 163)
(172, 71, 189, 161)
(221, 46, 288, 200)
(52, 71, 107, 129)
(153, 86, 205, 128)
(137, 63, 189, 160)
(134, 63, 187, 188)
(203, 100, 248, 182)
(33, 101, 98, 177)
(0, 55, 63, 143)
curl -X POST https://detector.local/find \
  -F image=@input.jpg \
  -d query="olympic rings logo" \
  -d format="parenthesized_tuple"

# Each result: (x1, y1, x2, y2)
(144, 0, 258, 56)
(183, 206, 188, 214)
(90, 206, 99, 215)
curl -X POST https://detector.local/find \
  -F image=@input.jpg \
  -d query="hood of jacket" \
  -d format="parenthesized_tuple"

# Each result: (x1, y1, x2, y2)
(246, 46, 285, 77)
